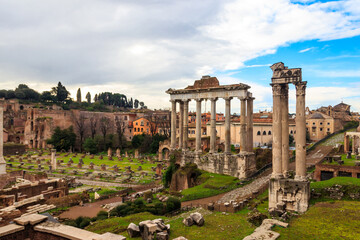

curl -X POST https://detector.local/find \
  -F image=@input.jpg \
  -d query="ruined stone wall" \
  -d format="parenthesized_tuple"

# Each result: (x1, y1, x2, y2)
(314, 163, 360, 181)
(181, 152, 256, 179)
(0, 179, 67, 202)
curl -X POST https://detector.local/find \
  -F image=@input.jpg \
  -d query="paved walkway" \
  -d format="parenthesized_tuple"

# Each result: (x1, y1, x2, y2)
(217, 170, 271, 204)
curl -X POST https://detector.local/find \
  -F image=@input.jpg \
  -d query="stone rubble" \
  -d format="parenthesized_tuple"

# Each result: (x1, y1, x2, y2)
(243, 219, 288, 240)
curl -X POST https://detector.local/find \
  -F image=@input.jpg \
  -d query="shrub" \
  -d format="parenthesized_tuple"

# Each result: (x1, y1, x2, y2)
(96, 210, 108, 221)
(143, 191, 153, 200)
(166, 197, 181, 212)
(79, 218, 91, 229)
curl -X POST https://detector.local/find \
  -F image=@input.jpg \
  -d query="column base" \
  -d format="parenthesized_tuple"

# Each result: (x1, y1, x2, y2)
(271, 173, 284, 179)
(294, 175, 307, 181)
(282, 171, 290, 178)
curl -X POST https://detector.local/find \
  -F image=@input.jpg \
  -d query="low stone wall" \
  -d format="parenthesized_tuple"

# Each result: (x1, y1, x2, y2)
(314, 163, 360, 181)
(181, 151, 256, 179)
(3, 144, 26, 155)
(0, 178, 68, 202)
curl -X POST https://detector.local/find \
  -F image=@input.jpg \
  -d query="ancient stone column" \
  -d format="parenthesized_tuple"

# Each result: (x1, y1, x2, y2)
(224, 97, 232, 154)
(281, 84, 289, 177)
(195, 99, 202, 152)
(51, 149, 57, 171)
(240, 98, 247, 153)
(246, 97, 254, 152)
(271, 84, 283, 178)
(295, 81, 307, 180)
(182, 100, 190, 150)
(344, 134, 349, 153)
(179, 101, 184, 149)
(352, 136, 356, 154)
(0, 107, 6, 175)
(210, 98, 217, 153)
(170, 100, 177, 149)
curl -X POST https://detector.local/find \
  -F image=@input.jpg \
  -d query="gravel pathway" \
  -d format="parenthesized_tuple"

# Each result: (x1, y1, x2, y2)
(217, 173, 271, 204)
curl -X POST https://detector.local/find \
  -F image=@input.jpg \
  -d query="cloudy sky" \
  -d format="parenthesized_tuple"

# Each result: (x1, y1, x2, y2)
(0, 0, 359, 114)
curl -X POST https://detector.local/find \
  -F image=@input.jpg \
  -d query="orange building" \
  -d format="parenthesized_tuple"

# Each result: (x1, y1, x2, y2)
(133, 117, 154, 135)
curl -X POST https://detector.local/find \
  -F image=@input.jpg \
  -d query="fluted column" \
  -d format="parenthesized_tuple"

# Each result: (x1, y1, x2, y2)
(240, 98, 247, 153)
(182, 100, 190, 150)
(179, 101, 184, 149)
(210, 98, 217, 153)
(225, 97, 232, 154)
(170, 100, 177, 149)
(281, 85, 289, 177)
(0, 107, 6, 174)
(295, 81, 307, 180)
(195, 99, 202, 152)
(246, 97, 254, 152)
(271, 84, 283, 178)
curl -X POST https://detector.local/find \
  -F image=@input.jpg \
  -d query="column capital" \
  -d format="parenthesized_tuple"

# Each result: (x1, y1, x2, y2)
(195, 98, 203, 102)
(209, 97, 218, 102)
(270, 83, 283, 96)
(280, 84, 289, 96)
(182, 99, 191, 103)
(224, 97, 233, 101)
(295, 81, 307, 96)
(238, 97, 246, 101)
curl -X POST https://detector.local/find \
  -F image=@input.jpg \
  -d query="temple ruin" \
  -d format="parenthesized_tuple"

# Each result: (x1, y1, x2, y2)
(268, 62, 310, 213)
(166, 76, 256, 179)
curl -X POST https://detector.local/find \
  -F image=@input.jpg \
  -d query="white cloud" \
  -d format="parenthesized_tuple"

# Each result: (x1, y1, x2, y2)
(299, 47, 315, 53)
(0, 0, 359, 111)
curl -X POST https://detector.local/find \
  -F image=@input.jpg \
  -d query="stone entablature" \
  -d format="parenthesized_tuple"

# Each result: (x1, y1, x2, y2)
(181, 152, 256, 179)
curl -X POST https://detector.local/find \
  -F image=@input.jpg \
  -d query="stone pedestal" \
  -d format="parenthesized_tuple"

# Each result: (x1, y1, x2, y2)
(269, 178, 310, 213)
(51, 149, 57, 171)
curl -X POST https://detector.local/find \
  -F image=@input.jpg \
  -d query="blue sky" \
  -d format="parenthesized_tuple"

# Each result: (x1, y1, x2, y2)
(0, 0, 359, 113)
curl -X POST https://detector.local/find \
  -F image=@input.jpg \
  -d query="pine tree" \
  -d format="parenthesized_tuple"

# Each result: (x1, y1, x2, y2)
(76, 88, 81, 103)
(86, 92, 91, 103)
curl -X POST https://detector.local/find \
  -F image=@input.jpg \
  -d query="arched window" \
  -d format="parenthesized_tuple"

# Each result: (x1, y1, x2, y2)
(263, 131, 267, 135)
(257, 131, 261, 135)
(290, 130, 293, 134)
(268, 131, 271, 135)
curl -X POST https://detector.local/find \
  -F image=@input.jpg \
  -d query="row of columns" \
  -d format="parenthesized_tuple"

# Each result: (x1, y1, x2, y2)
(271, 82, 307, 180)
(170, 97, 254, 154)
(344, 134, 359, 154)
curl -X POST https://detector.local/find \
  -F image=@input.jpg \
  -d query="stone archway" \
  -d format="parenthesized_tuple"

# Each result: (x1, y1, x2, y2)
(158, 139, 171, 161)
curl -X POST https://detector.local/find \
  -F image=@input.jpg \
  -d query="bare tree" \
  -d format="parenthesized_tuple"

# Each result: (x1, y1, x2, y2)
(99, 116, 110, 144)
(115, 116, 126, 150)
(89, 116, 98, 139)
(73, 112, 87, 152)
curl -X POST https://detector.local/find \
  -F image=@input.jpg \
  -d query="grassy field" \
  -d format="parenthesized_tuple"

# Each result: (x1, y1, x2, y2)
(311, 177, 360, 189)
(324, 154, 359, 166)
(4, 152, 160, 184)
(180, 172, 247, 202)
(86, 209, 256, 240)
(275, 201, 360, 240)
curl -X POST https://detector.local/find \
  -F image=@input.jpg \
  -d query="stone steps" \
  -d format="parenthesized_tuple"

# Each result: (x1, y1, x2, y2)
(22, 204, 56, 216)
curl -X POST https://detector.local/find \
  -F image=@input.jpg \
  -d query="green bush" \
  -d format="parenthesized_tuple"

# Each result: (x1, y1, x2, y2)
(166, 197, 181, 212)
(96, 210, 109, 221)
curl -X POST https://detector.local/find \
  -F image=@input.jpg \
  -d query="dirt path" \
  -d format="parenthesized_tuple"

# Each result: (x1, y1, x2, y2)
(181, 193, 227, 207)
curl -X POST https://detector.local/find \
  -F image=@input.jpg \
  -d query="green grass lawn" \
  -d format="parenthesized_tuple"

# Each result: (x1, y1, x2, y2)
(310, 177, 360, 190)
(325, 154, 359, 166)
(275, 201, 360, 240)
(180, 172, 247, 202)
(86, 209, 256, 240)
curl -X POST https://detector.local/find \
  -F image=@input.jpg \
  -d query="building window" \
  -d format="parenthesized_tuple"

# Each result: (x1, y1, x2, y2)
(320, 122, 323, 125)
(320, 128, 323, 131)
(312, 127, 316, 132)
(312, 122, 315, 125)
(268, 131, 271, 135)
(141, 121, 144, 126)
(147, 122, 149, 126)
(290, 130, 293, 134)
(327, 128, 330, 132)
(263, 131, 266, 135)
(141, 128, 143, 131)
(136, 122, 138, 126)
(306, 122, 308, 125)
(257, 131, 261, 135)
(124, 116, 127, 120)
(327, 122, 330, 125)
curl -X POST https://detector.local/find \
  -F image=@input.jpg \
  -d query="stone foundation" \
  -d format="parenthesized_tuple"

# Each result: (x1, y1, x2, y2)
(269, 178, 310, 213)
(181, 151, 256, 179)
